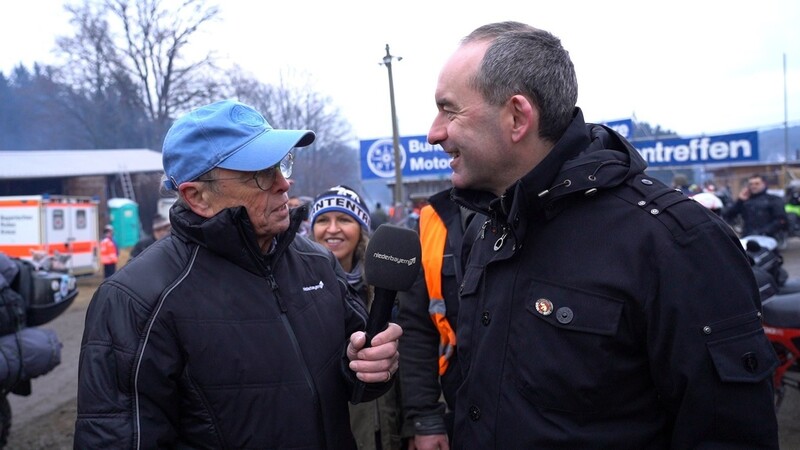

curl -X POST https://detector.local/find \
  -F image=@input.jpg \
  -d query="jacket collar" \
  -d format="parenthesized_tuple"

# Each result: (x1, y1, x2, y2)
(169, 202, 303, 275)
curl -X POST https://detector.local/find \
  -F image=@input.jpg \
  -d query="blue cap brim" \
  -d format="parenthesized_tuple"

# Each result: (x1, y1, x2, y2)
(217, 128, 315, 171)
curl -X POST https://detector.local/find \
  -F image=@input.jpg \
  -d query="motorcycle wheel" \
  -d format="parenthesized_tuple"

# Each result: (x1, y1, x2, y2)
(0, 395, 9, 448)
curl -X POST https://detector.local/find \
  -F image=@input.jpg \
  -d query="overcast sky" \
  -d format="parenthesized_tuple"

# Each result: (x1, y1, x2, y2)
(2, 0, 798, 142)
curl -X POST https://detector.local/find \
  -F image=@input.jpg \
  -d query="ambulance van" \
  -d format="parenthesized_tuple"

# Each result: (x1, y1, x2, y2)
(0, 195, 100, 276)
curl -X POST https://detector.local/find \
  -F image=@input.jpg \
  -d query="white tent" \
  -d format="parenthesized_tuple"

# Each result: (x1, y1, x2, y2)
(0, 149, 163, 179)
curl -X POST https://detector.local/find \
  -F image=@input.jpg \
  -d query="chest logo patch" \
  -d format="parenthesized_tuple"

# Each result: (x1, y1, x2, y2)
(303, 281, 324, 292)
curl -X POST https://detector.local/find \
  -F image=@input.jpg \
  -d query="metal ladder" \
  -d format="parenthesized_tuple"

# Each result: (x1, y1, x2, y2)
(119, 172, 136, 202)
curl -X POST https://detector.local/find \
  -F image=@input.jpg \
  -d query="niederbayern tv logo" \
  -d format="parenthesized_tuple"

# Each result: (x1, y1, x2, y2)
(372, 252, 417, 266)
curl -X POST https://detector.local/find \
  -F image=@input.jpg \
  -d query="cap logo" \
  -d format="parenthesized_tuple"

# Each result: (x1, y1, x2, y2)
(230, 104, 266, 127)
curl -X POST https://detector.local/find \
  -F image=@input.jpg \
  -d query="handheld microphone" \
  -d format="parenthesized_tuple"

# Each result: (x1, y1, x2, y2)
(351, 224, 421, 403)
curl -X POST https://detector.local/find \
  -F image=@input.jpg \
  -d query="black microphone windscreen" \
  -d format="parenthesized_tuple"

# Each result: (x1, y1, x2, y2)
(364, 224, 421, 291)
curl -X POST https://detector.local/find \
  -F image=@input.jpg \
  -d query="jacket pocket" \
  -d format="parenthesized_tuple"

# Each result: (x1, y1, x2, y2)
(707, 328, 777, 383)
(524, 282, 624, 336)
(510, 280, 627, 414)
(441, 254, 456, 277)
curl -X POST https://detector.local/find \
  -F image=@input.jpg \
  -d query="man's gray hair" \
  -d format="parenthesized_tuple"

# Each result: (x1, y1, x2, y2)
(463, 21, 578, 143)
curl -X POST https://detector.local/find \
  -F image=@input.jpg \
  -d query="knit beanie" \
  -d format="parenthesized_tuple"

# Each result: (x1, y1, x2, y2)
(310, 185, 371, 230)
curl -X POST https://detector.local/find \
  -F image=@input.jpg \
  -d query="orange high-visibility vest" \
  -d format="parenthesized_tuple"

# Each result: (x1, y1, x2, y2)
(100, 237, 119, 265)
(419, 205, 457, 375)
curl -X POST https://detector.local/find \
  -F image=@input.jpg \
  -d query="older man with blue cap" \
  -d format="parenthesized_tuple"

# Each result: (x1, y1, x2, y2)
(75, 100, 402, 449)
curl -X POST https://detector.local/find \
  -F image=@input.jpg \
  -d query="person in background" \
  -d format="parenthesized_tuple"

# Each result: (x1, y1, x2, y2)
(389, 202, 407, 225)
(75, 99, 401, 449)
(370, 202, 389, 231)
(785, 184, 800, 235)
(310, 185, 403, 450)
(397, 188, 478, 450)
(99, 224, 118, 278)
(288, 194, 312, 236)
(426, 21, 778, 448)
(671, 174, 693, 196)
(129, 214, 171, 259)
(712, 182, 735, 208)
(723, 173, 788, 238)
(287, 195, 303, 210)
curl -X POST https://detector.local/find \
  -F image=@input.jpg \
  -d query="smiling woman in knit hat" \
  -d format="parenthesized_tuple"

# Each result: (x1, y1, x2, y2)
(310, 185, 403, 450)
(310, 185, 371, 274)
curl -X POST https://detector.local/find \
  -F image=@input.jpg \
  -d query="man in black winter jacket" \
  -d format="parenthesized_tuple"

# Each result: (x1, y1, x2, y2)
(426, 22, 779, 449)
(723, 173, 787, 237)
(74, 100, 402, 449)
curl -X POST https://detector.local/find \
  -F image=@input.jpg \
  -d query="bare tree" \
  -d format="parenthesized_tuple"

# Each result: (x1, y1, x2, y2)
(57, 0, 224, 148)
(53, 4, 150, 150)
(226, 68, 361, 197)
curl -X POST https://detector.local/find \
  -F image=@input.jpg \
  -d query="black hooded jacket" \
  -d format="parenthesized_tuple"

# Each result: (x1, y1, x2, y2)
(75, 203, 390, 449)
(723, 189, 787, 237)
(449, 109, 779, 449)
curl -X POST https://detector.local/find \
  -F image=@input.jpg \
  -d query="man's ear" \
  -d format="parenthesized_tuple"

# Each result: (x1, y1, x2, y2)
(178, 182, 216, 218)
(509, 94, 537, 143)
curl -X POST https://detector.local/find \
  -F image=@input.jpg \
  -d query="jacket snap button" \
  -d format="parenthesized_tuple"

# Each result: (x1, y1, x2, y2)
(481, 311, 491, 325)
(556, 307, 573, 324)
(469, 405, 481, 421)
(742, 352, 759, 373)
(641, 179, 653, 185)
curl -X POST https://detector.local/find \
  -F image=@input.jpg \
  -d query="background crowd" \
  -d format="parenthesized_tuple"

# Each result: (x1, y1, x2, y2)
(675, 173, 800, 247)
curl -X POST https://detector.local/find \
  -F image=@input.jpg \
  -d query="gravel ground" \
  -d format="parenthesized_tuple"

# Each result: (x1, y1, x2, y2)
(5, 400, 76, 450)
(5, 242, 800, 449)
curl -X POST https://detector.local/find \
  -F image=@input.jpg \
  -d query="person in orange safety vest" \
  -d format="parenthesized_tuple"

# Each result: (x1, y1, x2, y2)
(100, 224, 119, 278)
(397, 189, 481, 449)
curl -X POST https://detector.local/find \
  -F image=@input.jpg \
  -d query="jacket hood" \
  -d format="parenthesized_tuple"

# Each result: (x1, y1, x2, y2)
(452, 108, 648, 221)
(169, 201, 304, 275)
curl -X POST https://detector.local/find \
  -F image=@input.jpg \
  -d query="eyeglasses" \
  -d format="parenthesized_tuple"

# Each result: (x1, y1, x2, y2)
(196, 153, 294, 191)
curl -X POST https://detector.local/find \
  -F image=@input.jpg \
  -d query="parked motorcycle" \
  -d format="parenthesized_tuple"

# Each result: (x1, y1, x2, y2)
(742, 235, 800, 410)
(762, 292, 800, 410)
(0, 251, 76, 447)
(742, 235, 800, 296)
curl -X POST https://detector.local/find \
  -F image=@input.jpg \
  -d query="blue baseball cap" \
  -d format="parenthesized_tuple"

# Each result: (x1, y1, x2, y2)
(162, 99, 315, 190)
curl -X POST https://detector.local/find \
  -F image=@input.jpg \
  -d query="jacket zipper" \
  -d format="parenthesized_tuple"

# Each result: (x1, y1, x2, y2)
(267, 271, 319, 403)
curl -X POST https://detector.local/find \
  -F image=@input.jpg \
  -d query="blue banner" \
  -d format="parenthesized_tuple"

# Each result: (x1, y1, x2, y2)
(360, 130, 760, 177)
(602, 118, 634, 139)
(633, 131, 759, 167)
(360, 135, 451, 180)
